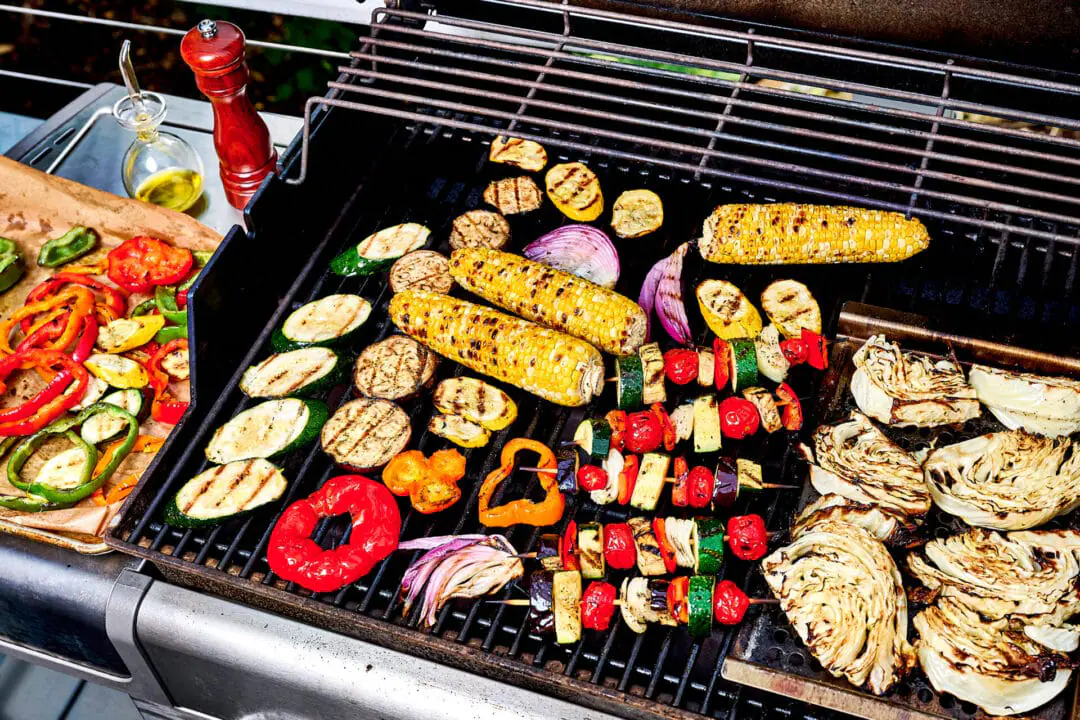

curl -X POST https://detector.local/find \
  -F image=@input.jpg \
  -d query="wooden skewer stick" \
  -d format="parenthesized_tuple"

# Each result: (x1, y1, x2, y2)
(519, 467, 798, 491)
(488, 597, 780, 607)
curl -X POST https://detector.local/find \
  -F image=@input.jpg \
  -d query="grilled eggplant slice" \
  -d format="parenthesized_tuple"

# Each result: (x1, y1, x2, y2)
(206, 398, 328, 464)
(449, 210, 511, 250)
(611, 189, 663, 238)
(321, 398, 411, 469)
(353, 335, 437, 400)
(240, 347, 342, 399)
(165, 459, 288, 528)
(271, 294, 372, 352)
(760, 279, 821, 338)
(488, 136, 547, 172)
(432, 377, 517, 431)
(545, 162, 603, 222)
(696, 279, 762, 339)
(482, 176, 543, 215)
(330, 223, 430, 277)
(388, 250, 452, 294)
(428, 414, 491, 448)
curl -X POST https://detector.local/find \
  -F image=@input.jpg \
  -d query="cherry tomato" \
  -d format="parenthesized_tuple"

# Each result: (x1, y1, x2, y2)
(624, 410, 662, 453)
(576, 464, 607, 492)
(719, 397, 760, 439)
(582, 581, 617, 631)
(687, 466, 714, 509)
(107, 236, 194, 293)
(728, 514, 769, 561)
(780, 338, 809, 365)
(663, 348, 698, 385)
(603, 522, 636, 570)
(713, 580, 749, 625)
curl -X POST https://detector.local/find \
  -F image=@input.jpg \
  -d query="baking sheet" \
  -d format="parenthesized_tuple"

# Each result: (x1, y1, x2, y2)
(0, 155, 221, 553)
(723, 301, 1080, 720)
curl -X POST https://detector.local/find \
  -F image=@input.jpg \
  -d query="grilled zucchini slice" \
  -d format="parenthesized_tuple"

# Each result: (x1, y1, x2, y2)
(696, 279, 762, 339)
(760, 279, 821, 338)
(353, 335, 437, 400)
(321, 398, 411, 469)
(449, 210, 510, 250)
(693, 395, 722, 454)
(574, 418, 611, 462)
(482, 176, 543, 215)
(577, 522, 605, 580)
(611, 189, 663, 238)
(388, 250, 452, 294)
(165, 459, 287, 528)
(432, 377, 517, 431)
(638, 342, 666, 405)
(428, 414, 491, 448)
(330, 223, 430, 277)
(552, 570, 582, 645)
(206, 398, 328, 464)
(616, 354, 644, 410)
(272, 294, 371, 352)
(630, 452, 668, 512)
(67, 375, 108, 412)
(240, 347, 343, 398)
(81, 389, 145, 445)
(545, 162, 603, 222)
(488, 136, 548, 172)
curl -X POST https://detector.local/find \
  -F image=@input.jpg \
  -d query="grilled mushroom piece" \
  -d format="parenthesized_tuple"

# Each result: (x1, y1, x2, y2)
(915, 598, 1074, 717)
(850, 334, 979, 427)
(908, 528, 1080, 650)
(761, 521, 916, 695)
(793, 494, 921, 548)
(923, 430, 1080, 530)
(969, 364, 1080, 438)
(801, 411, 929, 517)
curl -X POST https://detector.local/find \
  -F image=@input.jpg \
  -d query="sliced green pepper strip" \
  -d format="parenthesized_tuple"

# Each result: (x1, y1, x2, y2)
(153, 325, 188, 343)
(38, 227, 97, 268)
(0, 493, 68, 513)
(192, 250, 213, 268)
(153, 285, 188, 325)
(0, 238, 24, 294)
(130, 299, 159, 317)
(8, 403, 139, 505)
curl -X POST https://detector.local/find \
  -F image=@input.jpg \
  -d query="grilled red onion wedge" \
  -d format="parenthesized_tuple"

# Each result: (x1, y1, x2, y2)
(761, 521, 916, 695)
(923, 430, 1080, 530)
(850, 334, 979, 427)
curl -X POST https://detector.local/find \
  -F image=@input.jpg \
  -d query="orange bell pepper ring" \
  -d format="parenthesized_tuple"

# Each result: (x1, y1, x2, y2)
(382, 448, 466, 514)
(382, 450, 428, 497)
(478, 438, 564, 528)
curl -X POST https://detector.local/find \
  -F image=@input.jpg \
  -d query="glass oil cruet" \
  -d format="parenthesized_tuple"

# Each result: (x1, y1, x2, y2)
(114, 40, 205, 213)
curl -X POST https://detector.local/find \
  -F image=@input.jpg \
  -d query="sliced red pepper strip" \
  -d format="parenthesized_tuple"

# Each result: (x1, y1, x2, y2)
(713, 338, 731, 390)
(71, 315, 98, 364)
(671, 456, 690, 508)
(604, 410, 626, 453)
(667, 576, 690, 624)
(0, 349, 88, 436)
(653, 518, 678, 574)
(776, 382, 803, 431)
(107, 236, 193, 293)
(561, 519, 580, 571)
(802, 329, 828, 370)
(617, 454, 639, 505)
(650, 403, 676, 452)
(147, 339, 190, 425)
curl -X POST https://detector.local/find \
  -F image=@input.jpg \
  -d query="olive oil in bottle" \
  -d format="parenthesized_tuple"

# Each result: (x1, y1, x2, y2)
(134, 168, 204, 213)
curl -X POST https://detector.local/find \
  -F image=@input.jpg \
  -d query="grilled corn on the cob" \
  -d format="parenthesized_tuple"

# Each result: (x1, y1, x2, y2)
(389, 289, 604, 407)
(449, 247, 647, 356)
(699, 203, 929, 265)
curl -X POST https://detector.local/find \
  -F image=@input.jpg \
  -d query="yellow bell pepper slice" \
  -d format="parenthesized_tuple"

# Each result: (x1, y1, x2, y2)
(84, 353, 150, 389)
(96, 315, 166, 354)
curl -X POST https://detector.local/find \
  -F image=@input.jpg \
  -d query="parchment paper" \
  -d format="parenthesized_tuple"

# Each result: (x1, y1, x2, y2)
(0, 156, 222, 542)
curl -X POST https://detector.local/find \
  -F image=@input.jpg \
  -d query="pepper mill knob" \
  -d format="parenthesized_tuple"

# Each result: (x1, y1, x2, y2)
(180, 20, 276, 210)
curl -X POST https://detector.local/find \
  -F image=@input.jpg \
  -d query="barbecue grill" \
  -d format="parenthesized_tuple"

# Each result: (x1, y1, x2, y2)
(105, 1, 1080, 719)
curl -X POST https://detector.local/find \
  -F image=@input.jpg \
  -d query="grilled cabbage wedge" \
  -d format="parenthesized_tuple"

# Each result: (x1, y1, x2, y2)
(321, 398, 411, 469)
(545, 162, 603, 222)
(907, 528, 1080, 646)
(390, 290, 604, 407)
(483, 176, 543, 215)
(165, 459, 288, 528)
(969, 364, 1080, 437)
(389, 250, 453, 294)
(698, 203, 930, 265)
(923, 430, 1080, 530)
(762, 520, 916, 695)
(695, 279, 762, 339)
(432, 377, 517, 431)
(800, 411, 929, 517)
(488, 136, 547, 171)
(851, 334, 979, 427)
(760, 279, 821, 337)
(448, 247, 647, 356)
(611, 189, 663, 238)
(792, 494, 921, 548)
(914, 598, 1073, 717)
(449, 210, 511, 250)
(353, 335, 438, 400)
(240, 347, 343, 398)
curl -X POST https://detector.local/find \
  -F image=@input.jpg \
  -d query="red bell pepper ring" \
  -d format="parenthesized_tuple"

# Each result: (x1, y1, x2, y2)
(561, 519, 580, 572)
(780, 338, 809, 366)
(652, 518, 678, 574)
(576, 464, 607, 492)
(713, 580, 750, 625)
(686, 465, 714, 509)
(713, 338, 731, 390)
(147, 338, 190, 425)
(107, 236, 194, 293)
(727, 514, 769, 561)
(624, 410, 662, 454)
(604, 410, 626, 453)
(671, 456, 690, 508)
(617, 454, 639, 505)
(663, 348, 698, 385)
(776, 382, 803, 431)
(0, 349, 88, 436)
(649, 403, 676, 452)
(581, 581, 617, 631)
(602, 522, 636, 570)
(802, 329, 828, 370)
(267, 475, 401, 593)
(719, 397, 760, 439)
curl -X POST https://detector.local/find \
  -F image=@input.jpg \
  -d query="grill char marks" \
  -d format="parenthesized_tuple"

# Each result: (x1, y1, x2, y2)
(321, 398, 411, 470)
(449, 210, 510, 250)
(488, 136, 548, 172)
(353, 335, 437, 400)
(545, 162, 603, 221)
(482, 177, 542, 215)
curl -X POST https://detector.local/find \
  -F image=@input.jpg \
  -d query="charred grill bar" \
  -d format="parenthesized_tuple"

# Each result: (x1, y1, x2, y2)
(97, 1, 1080, 719)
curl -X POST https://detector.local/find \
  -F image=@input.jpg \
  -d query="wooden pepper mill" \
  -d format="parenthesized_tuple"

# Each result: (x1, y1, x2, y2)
(180, 19, 277, 209)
